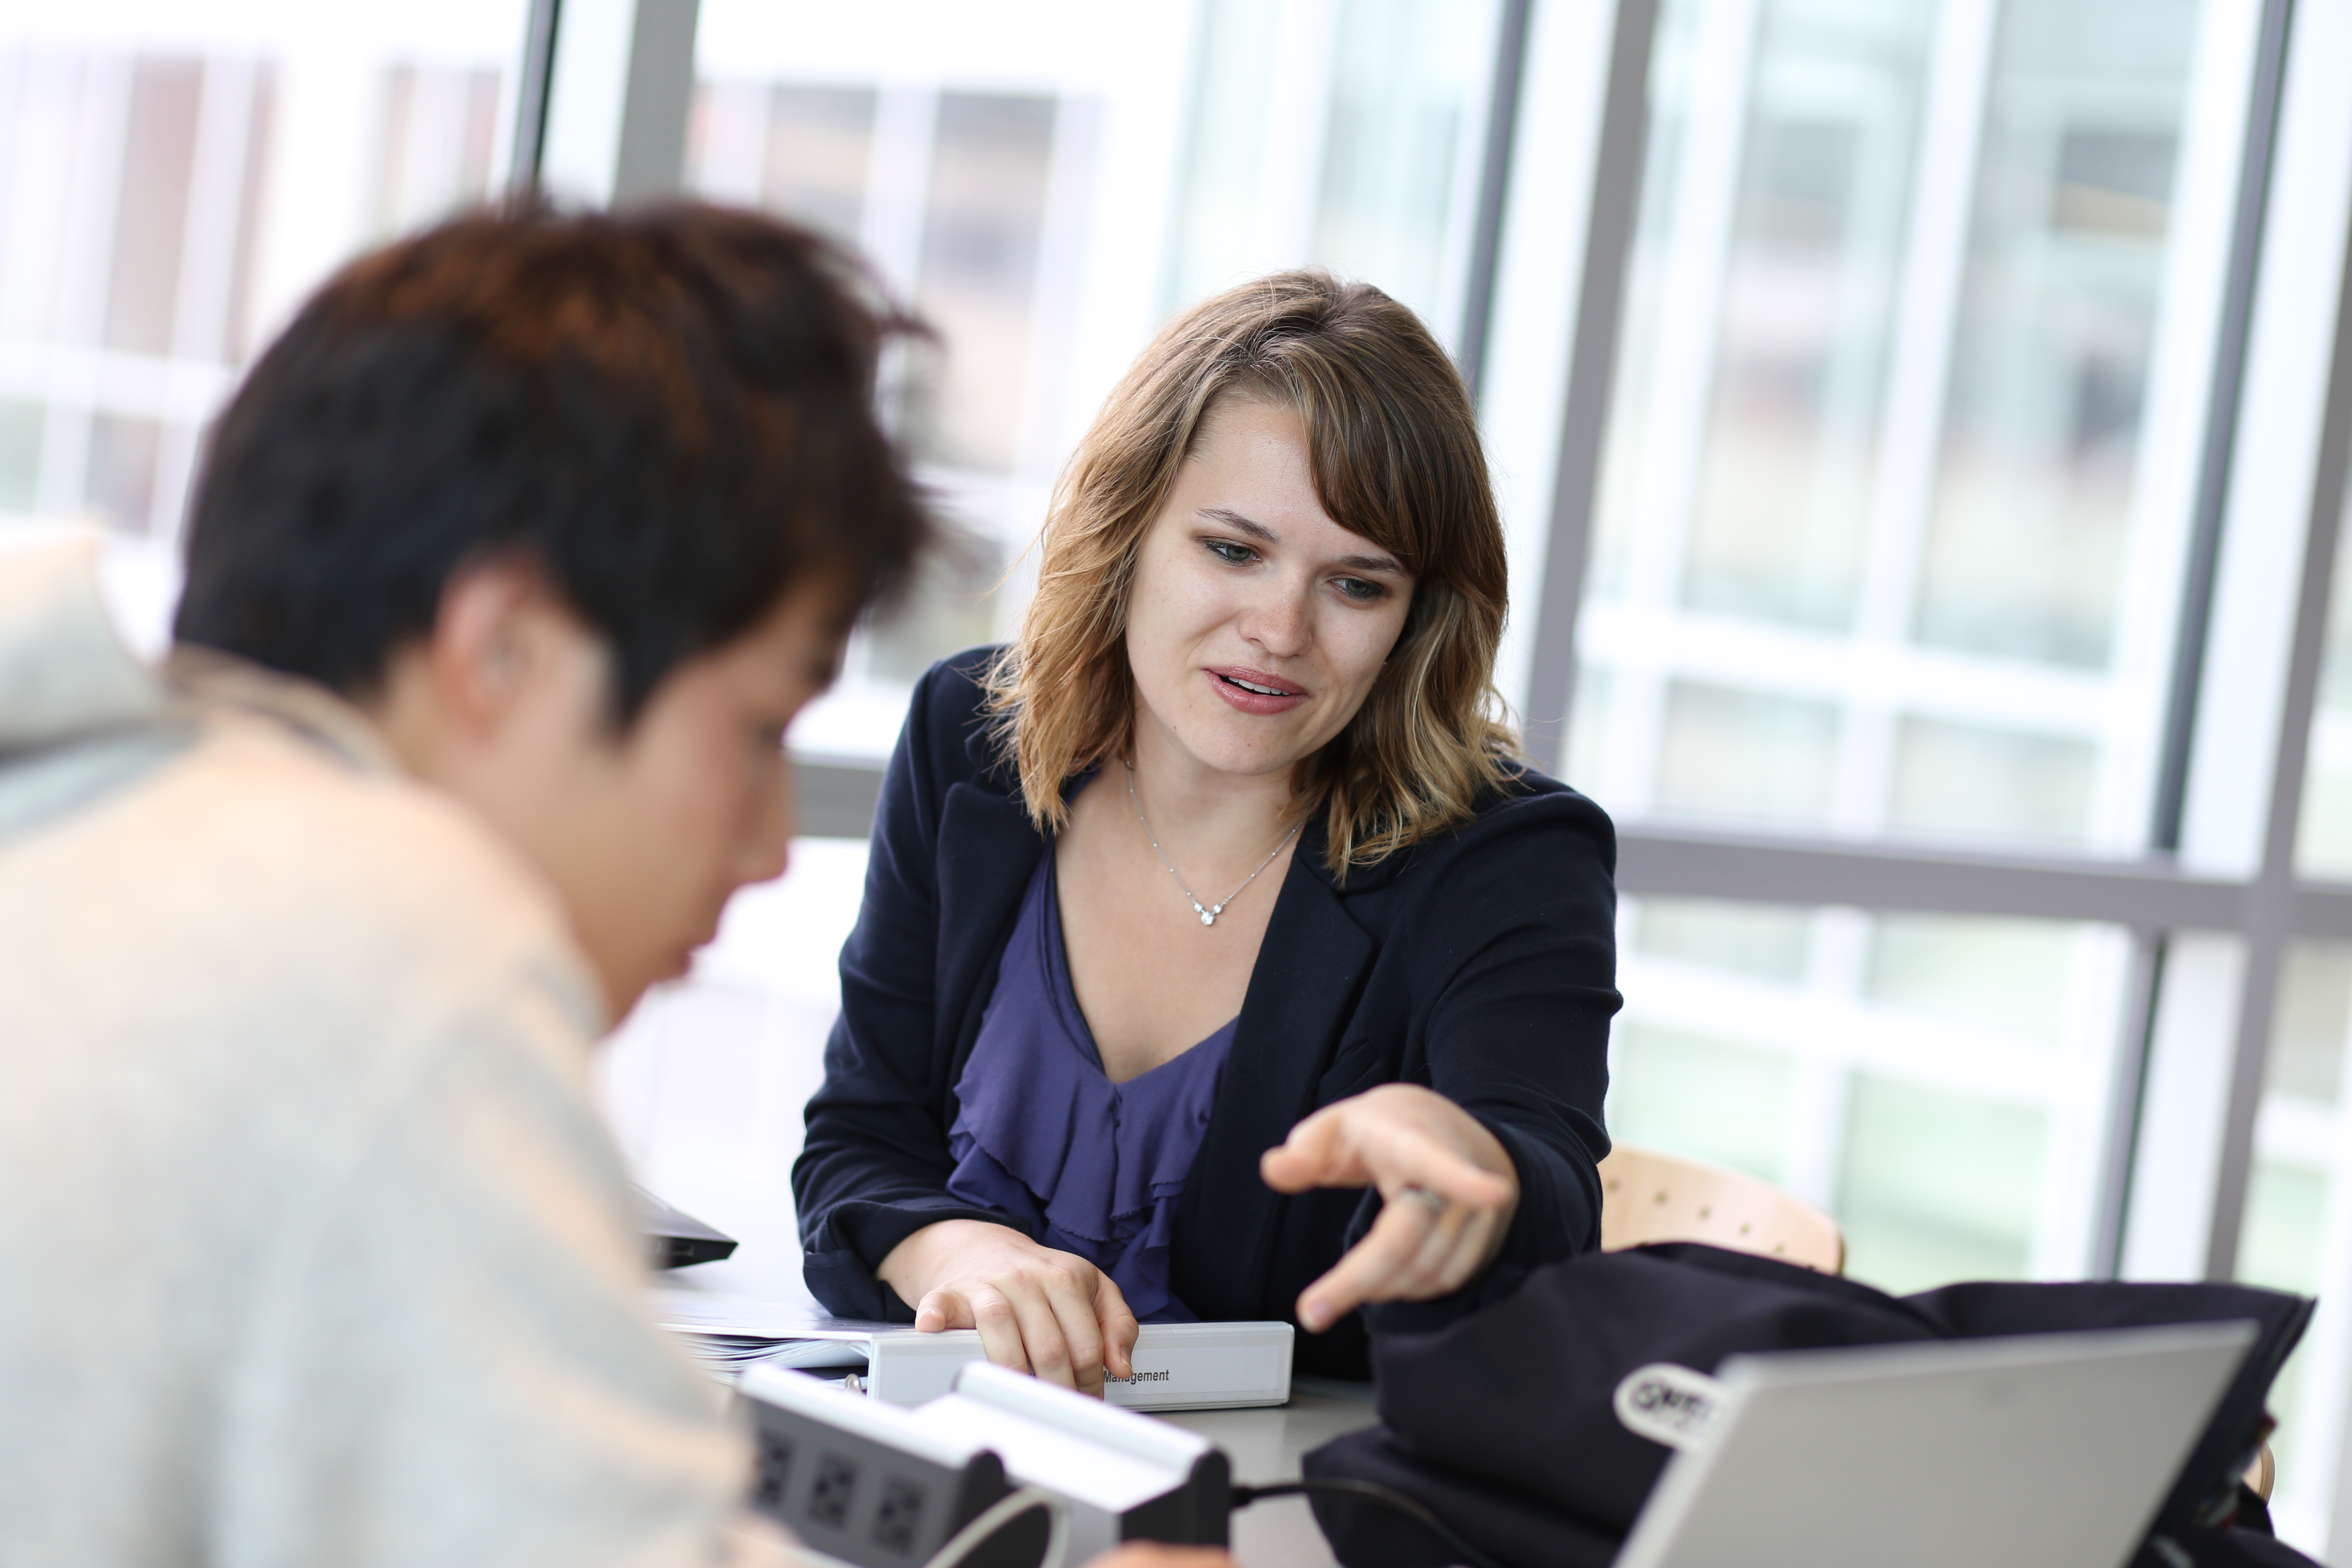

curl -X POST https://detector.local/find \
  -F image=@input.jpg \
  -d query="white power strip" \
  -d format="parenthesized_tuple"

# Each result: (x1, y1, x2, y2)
(738, 1365, 1057, 1568)
(739, 1360, 1232, 1567)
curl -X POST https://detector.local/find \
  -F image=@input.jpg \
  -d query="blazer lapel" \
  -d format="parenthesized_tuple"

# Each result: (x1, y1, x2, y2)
(934, 781, 1045, 1076)
(1174, 830, 1376, 1320)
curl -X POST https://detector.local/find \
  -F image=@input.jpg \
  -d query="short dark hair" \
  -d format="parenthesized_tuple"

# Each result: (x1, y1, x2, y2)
(177, 202, 927, 723)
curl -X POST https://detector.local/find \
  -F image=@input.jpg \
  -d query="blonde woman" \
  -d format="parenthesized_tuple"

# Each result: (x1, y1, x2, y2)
(794, 271, 1620, 1389)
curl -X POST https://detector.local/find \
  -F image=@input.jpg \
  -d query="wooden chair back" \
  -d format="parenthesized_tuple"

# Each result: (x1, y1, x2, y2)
(1598, 1142, 1847, 1275)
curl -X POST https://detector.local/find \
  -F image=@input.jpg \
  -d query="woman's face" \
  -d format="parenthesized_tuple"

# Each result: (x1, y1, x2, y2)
(1124, 397, 1416, 784)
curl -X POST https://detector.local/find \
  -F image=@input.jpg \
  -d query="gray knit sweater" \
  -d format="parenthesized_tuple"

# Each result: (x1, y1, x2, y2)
(0, 540, 744, 1566)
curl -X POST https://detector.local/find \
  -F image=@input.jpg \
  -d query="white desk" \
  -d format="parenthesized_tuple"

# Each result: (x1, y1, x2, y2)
(1163, 1380, 1381, 1568)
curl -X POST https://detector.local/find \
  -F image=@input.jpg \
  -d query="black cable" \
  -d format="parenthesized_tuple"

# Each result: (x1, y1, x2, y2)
(1230, 1478, 1511, 1568)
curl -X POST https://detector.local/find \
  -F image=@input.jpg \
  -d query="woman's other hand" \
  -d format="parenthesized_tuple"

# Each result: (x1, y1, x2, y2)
(1259, 1083, 1520, 1332)
(876, 1219, 1140, 1394)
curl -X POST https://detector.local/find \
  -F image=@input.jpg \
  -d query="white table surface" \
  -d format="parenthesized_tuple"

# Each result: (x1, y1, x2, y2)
(1162, 1379, 1381, 1568)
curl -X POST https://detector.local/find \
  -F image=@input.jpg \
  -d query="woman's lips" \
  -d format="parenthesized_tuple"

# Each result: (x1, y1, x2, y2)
(1205, 665, 1308, 715)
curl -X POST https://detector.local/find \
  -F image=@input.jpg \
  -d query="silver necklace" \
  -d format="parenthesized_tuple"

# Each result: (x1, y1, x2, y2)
(1126, 767, 1300, 928)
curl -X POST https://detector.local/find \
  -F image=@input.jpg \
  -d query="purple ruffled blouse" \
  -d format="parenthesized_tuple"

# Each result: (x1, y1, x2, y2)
(943, 849, 1237, 1323)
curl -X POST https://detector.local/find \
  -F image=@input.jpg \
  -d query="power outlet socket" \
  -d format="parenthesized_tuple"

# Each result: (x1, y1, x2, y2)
(740, 1365, 1026, 1567)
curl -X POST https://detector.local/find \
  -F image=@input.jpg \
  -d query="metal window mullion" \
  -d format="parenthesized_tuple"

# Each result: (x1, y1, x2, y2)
(2091, 932, 2166, 1276)
(2205, 169, 2352, 1283)
(508, 0, 563, 196)
(2100, 0, 2303, 1280)
(1455, 0, 1533, 402)
(534, 0, 700, 208)
(2150, 0, 2302, 855)
(1520, 0, 1660, 774)
(1614, 824, 2254, 928)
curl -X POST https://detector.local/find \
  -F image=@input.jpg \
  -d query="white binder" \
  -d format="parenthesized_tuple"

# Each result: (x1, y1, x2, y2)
(654, 1284, 1295, 1410)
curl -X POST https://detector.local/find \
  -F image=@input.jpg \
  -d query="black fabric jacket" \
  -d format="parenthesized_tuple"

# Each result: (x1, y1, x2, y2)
(1303, 1243, 2315, 1568)
(792, 649, 1622, 1376)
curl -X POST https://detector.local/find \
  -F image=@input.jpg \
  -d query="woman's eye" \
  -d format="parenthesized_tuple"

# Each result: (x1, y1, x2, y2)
(1206, 539, 1255, 564)
(1334, 576, 1386, 602)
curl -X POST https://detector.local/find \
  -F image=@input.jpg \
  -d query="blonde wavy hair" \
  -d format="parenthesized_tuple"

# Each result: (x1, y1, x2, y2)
(986, 269, 1519, 873)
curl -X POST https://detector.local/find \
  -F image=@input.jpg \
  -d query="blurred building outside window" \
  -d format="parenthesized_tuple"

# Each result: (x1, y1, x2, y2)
(1571, 0, 2227, 862)
(1556, 0, 2352, 1548)
(1611, 894, 2128, 1293)
(0, 1, 529, 556)
(1576, 0, 2236, 1320)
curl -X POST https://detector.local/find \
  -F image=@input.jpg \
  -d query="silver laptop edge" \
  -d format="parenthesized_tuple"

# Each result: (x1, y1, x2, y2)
(1616, 1320, 2259, 1568)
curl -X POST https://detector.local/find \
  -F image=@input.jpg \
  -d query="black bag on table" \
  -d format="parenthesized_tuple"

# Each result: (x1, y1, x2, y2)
(1304, 1242, 2313, 1568)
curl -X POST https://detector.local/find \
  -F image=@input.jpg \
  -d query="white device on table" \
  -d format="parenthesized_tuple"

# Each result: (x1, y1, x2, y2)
(656, 1285, 1293, 1409)
(738, 1359, 1231, 1568)
(1615, 1320, 2258, 1568)
(914, 1361, 1230, 1562)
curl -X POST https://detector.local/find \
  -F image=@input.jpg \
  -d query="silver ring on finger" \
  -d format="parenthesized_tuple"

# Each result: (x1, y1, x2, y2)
(1398, 1185, 1448, 1215)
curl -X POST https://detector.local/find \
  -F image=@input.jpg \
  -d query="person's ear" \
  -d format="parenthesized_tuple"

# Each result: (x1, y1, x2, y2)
(423, 556, 562, 738)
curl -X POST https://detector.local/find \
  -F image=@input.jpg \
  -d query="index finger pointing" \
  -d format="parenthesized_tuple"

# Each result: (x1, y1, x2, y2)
(1259, 1102, 1359, 1194)
(1294, 1191, 1444, 1332)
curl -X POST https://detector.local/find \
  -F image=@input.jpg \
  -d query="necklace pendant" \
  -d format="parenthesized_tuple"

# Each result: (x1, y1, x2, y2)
(1199, 910, 1216, 927)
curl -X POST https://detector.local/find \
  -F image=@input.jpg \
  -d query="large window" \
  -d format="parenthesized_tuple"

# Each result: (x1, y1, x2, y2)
(1571, 0, 2234, 1286)
(1517, 0, 2352, 1550)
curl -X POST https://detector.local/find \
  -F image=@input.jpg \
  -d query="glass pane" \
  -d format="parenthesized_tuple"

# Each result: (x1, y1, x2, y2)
(697, 0, 1507, 759)
(761, 86, 875, 243)
(1610, 1024, 1798, 1185)
(1635, 897, 1812, 983)
(0, 5, 531, 540)
(1653, 680, 1839, 826)
(905, 92, 1057, 475)
(1567, 0, 2231, 857)
(1680, 7, 1934, 632)
(2236, 941, 2352, 1540)
(863, 524, 1004, 685)
(1865, 914, 2075, 1048)
(1914, 7, 2194, 668)
(1839, 1073, 2048, 1290)
(1169, 0, 1497, 346)
(689, 6, 1139, 751)
(1613, 897, 2129, 1292)
(0, 398, 38, 512)
(1162, 0, 1280, 316)
(85, 412, 161, 535)
(696, 71, 1057, 478)
(1886, 715, 2096, 845)
(1308, 0, 1491, 331)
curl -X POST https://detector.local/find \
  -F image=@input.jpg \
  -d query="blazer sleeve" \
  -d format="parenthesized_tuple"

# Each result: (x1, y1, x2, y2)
(1364, 788, 1620, 1335)
(792, 659, 1027, 1320)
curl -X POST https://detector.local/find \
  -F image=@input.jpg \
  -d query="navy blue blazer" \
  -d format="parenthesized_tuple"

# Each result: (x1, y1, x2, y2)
(793, 649, 1622, 1377)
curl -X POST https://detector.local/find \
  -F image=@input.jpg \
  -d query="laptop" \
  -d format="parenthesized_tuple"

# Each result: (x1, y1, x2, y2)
(632, 1184, 739, 1269)
(1615, 1320, 2258, 1568)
